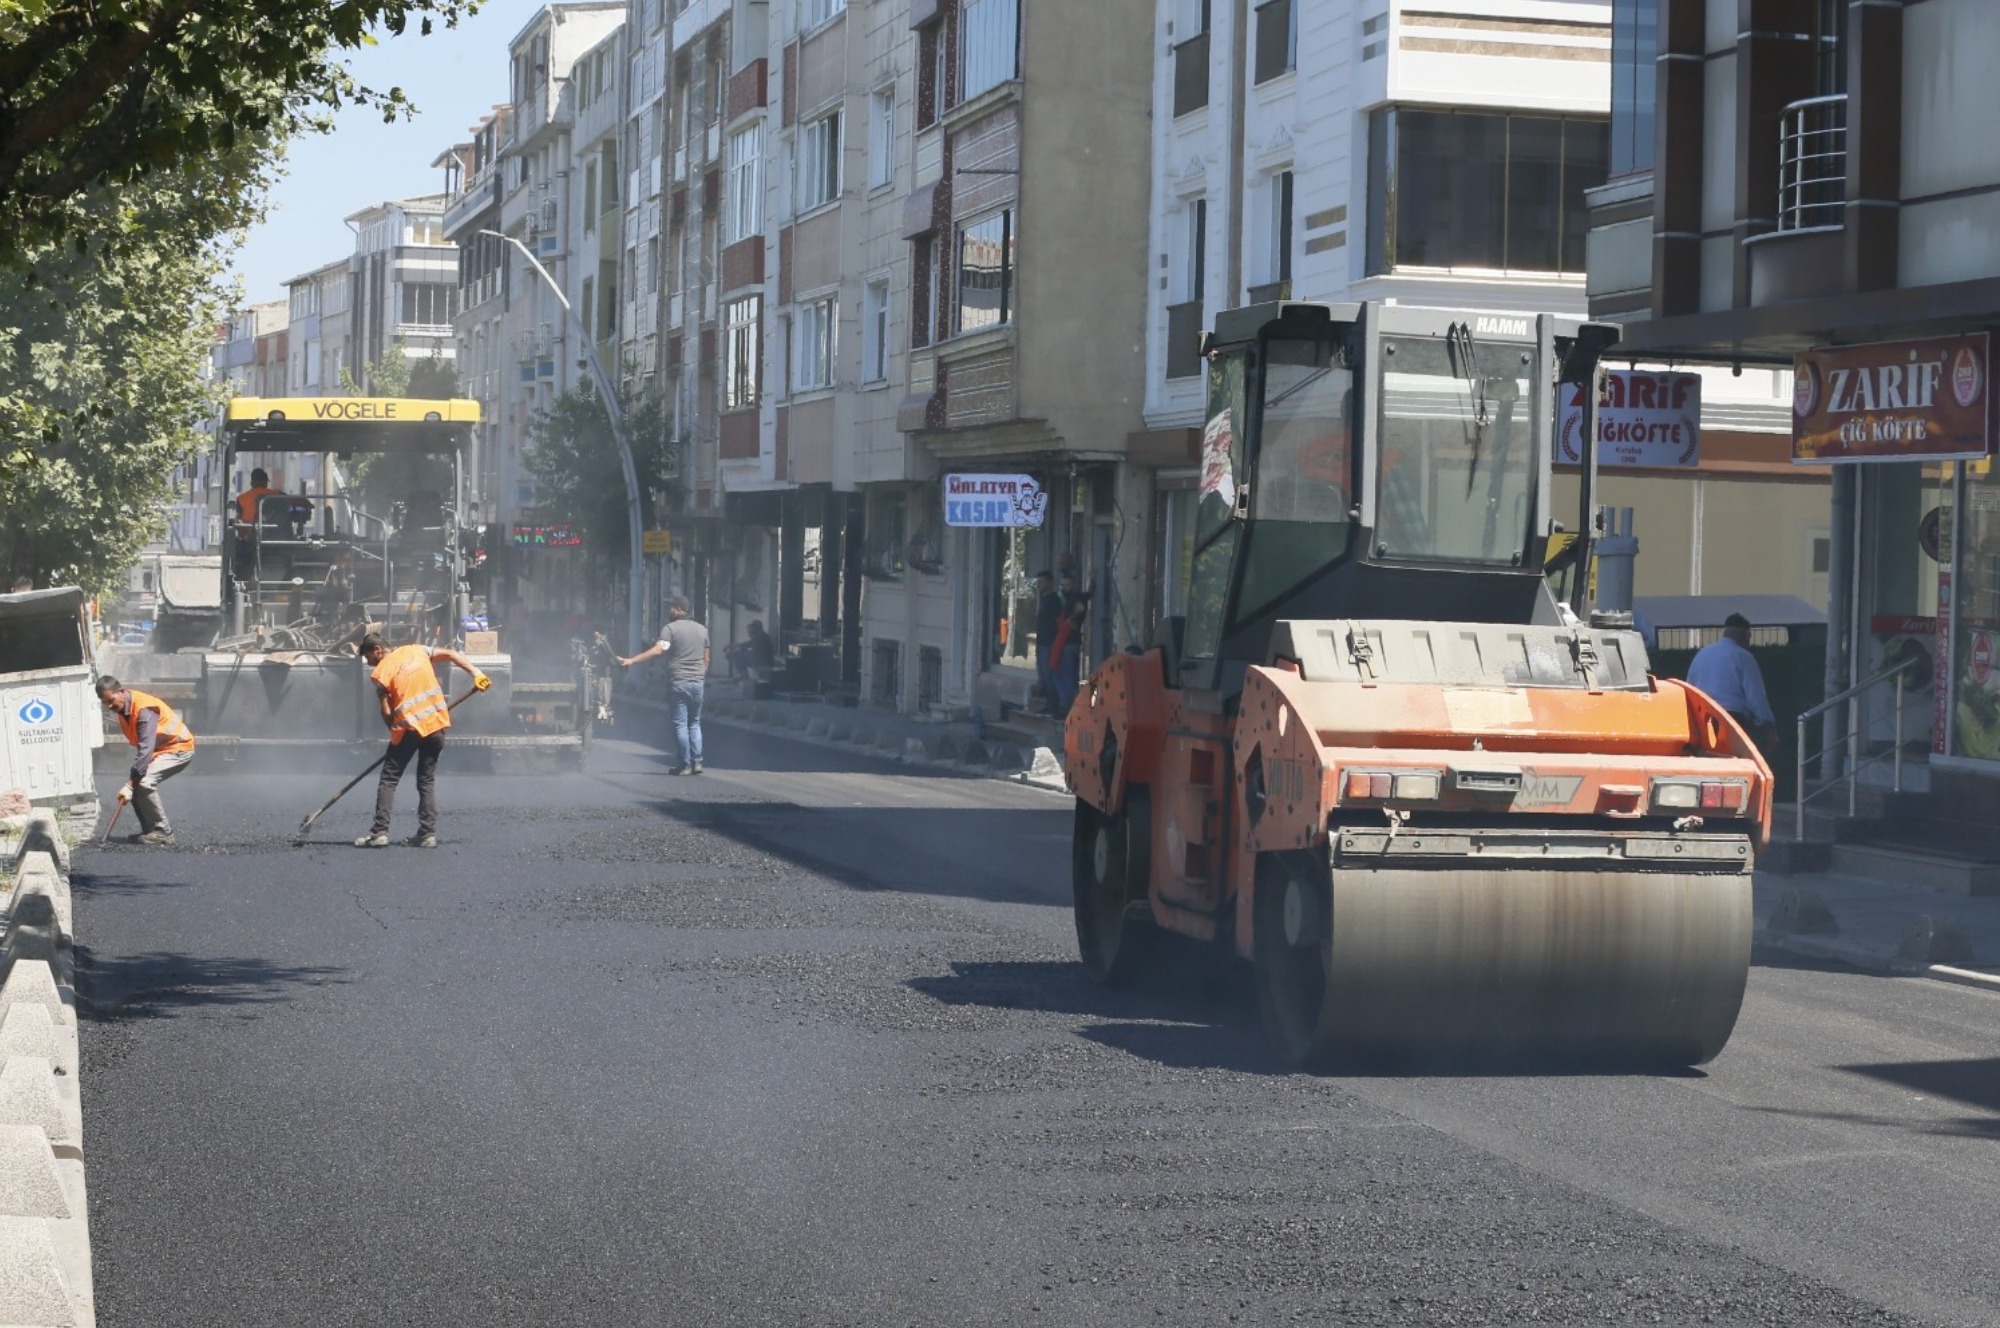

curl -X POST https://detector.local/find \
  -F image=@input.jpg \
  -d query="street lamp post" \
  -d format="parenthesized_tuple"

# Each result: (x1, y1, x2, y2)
(479, 229, 647, 653)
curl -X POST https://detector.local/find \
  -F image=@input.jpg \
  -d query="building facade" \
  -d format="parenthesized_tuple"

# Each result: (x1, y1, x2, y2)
(1587, 0, 2000, 820)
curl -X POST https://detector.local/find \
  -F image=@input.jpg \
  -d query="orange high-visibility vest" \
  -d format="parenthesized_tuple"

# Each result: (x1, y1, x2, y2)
(235, 486, 279, 525)
(117, 690, 196, 757)
(372, 644, 452, 739)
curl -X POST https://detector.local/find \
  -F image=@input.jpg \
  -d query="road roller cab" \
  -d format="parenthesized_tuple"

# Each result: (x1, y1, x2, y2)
(1063, 301, 1772, 1068)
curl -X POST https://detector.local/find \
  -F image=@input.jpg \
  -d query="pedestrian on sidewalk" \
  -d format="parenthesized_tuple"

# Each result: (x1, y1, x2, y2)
(1686, 612, 1777, 750)
(1048, 572, 1090, 718)
(620, 595, 711, 774)
(354, 633, 490, 848)
(1032, 570, 1059, 713)
(97, 676, 197, 845)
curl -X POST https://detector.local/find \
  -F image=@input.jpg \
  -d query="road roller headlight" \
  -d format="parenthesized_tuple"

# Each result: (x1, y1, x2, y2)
(1651, 777, 1747, 813)
(1341, 769, 1442, 803)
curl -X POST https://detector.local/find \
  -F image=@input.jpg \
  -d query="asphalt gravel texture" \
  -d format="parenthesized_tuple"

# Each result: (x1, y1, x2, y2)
(71, 713, 2000, 1327)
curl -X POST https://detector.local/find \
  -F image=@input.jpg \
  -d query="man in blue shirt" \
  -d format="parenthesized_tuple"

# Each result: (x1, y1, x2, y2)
(1686, 613, 1776, 747)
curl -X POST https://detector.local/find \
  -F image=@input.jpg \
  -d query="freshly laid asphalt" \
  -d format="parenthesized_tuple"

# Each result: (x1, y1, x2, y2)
(72, 714, 2000, 1327)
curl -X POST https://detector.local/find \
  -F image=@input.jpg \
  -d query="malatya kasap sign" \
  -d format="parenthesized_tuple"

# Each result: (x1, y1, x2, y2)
(943, 473, 1048, 528)
(1793, 333, 1992, 463)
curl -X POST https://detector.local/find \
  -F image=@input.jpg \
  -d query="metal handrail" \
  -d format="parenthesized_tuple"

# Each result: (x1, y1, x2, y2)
(1793, 654, 1923, 841)
(1778, 93, 1847, 232)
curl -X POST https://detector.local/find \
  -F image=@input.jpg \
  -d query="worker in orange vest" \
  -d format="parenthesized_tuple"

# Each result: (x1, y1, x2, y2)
(354, 631, 490, 849)
(96, 676, 197, 846)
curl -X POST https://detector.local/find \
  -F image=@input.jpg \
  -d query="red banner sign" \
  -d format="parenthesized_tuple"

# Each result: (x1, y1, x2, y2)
(1794, 333, 1992, 463)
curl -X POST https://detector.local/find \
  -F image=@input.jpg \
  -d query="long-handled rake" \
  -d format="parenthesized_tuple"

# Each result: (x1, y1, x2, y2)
(293, 686, 480, 845)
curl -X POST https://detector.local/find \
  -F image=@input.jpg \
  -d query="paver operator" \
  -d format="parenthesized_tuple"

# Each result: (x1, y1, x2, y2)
(97, 676, 197, 846)
(354, 632, 489, 848)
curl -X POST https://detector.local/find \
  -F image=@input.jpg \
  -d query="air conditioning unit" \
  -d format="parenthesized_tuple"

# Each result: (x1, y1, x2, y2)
(523, 213, 541, 238)
(540, 197, 558, 231)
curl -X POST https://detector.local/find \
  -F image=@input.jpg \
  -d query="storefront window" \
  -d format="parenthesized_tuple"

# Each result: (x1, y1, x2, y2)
(1950, 459, 2000, 761)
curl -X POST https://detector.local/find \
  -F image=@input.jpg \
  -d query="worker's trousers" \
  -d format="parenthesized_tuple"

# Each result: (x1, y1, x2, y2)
(371, 731, 445, 837)
(133, 749, 194, 835)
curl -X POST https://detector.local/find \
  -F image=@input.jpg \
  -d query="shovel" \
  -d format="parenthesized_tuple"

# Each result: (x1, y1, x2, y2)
(102, 797, 125, 845)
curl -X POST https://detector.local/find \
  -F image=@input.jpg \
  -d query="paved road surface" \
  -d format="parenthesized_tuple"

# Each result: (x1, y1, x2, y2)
(74, 718, 2000, 1327)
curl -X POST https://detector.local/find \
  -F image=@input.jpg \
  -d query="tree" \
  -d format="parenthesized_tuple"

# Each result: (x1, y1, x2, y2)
(0, 169, 245, 593)
(0, 0, 481, 254)
(523, 384, 678, 595)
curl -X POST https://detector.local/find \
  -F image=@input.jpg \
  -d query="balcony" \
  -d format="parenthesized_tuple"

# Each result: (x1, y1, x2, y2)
(1778, 94, 1846, 232)
(1172, 31, 1209, 119)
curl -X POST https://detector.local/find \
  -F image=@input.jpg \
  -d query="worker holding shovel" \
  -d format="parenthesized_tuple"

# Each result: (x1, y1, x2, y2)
(353, 632, 489, 849)
(96, 676, 196, 846)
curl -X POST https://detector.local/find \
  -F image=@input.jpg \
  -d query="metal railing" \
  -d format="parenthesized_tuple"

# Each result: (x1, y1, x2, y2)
(1777, 93, 1847, 231)
(1794, 654, 1922, 841)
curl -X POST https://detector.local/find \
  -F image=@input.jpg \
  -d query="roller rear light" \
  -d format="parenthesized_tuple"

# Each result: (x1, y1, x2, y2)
(1651, 777, 1747, 814)
(1341, 770, 1442, 803)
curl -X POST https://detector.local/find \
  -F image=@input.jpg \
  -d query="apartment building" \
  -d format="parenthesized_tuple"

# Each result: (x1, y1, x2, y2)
(283, 259, 351, 397)
(441, 110, 514, 521)
(1586, 0, 2000, 837)
(342, 196, 458, 390)
(657, 0, 1156, 714)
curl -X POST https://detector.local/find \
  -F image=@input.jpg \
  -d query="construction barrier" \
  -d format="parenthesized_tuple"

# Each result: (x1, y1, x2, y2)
(0, 809, 93, 1327)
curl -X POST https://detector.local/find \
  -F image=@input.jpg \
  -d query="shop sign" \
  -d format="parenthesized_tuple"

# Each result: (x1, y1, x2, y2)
(1557, 371, 1703, 468)
(510, 523, 581, 548)
(1793, 333, 1992, 463)
(642, 529, 673, 554)
(943, 473, 1048, 528)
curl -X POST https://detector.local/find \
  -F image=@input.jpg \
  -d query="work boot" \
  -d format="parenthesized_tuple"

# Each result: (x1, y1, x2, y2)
(669, 765, 689, 776)
(136, 829, 175, 846)
(690, 762, 704, 775)
(353, 832, 389, 848)
(407, 832, 438, 849)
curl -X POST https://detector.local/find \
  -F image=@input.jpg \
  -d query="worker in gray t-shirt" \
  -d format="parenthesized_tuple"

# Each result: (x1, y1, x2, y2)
(618, 595, 712, 774)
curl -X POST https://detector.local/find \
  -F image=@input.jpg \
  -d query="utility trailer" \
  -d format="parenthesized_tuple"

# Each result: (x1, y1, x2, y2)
(1065, 302, 1771, 1068)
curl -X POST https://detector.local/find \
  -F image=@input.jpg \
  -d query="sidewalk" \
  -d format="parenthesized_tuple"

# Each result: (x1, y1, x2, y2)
(620, 680, 1073, 794)
(1752, 865, 2000, 992)
(622, 683, 2000, 995)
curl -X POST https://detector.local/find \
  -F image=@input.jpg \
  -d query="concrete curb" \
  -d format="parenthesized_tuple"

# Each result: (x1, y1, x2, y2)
(627, 694, 1072, 796)
(1756, 926, 2000, 993)
(0, 810, 93, 1327)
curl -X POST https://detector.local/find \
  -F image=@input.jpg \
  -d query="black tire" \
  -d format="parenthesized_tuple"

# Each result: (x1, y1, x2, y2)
(1072, 789, 1157, 984)
(1253, 850, 1339, 1068)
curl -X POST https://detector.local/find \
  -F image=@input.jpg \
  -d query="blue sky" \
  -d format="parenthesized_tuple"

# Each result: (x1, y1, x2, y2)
(227, 0, 539, 302)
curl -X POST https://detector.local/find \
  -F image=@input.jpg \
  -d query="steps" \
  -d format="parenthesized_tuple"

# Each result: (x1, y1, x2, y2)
(1828, 843, 2000, 896)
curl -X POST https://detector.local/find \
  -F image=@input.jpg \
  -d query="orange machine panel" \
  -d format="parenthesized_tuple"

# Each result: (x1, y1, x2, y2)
(1064, 648, 1170, 817)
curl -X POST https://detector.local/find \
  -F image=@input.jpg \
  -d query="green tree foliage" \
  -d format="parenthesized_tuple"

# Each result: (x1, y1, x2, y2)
(523, 384, 679, 578)
(0, 170, 244, 593)
(0, 0, 481, 254)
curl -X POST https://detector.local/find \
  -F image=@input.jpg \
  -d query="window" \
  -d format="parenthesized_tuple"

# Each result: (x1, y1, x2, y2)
(863, 277, 890, 382)
(795, 294, 836, 391)
(798, 111, 842, 211)
(1167, 200, 1205, 380)
(1269, 170, 1292, 285)
(960, 0, 1019, 102)
(1235, 339, 1355, 618)
(868, 85, 896, 189)
(725, 123, 763, 243)
(1367, 108, 1608, 275)
(1608, 0, 1657, 176)
(583, 162, 599, 235)
(801, 0, 845, 30)
(917, 24, 944, 130)
(955, 210, 1014, 332)
(1253, 0, 1295, 84)
(400, 283, 452, 327)
(1173, 0, 1212, 117)
(724, 295, 761, 408)
(912, 234, 939, 349)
